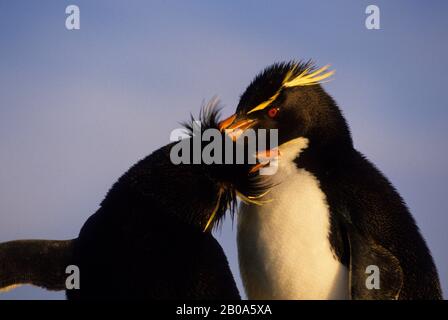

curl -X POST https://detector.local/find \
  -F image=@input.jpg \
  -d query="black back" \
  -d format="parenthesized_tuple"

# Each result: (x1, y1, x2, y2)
(67, 108, 243, 300)
(297, 146, 443, 299)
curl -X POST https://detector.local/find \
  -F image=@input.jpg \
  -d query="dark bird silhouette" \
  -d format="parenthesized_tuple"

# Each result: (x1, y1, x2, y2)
(0, 100, 264, 300)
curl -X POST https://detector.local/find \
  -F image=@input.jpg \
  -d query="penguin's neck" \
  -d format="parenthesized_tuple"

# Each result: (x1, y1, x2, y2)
(237, 137, 349, 300)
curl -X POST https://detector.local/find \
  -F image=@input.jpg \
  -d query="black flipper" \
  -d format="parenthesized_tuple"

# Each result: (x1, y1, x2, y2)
(0, 239, 74, 292)
(347, 229, 404, 300)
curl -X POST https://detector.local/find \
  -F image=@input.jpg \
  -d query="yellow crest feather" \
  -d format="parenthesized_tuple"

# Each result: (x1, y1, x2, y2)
(203, 189, 223, 232)
(236, 190, 272, 206)
(283, 65, 334, 87)
(247, 91, 281, 114)
(247, 64, 334, 114)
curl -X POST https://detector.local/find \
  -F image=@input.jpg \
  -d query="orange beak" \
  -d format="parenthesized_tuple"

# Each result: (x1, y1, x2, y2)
(218, 114, 256, 141)
(218, 114, 237, 131)
(249, 148, 281, 173)
(219, 114, 280, 175)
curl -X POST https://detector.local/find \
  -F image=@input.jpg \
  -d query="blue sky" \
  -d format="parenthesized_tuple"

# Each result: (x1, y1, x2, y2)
(0, 0, 447, 299)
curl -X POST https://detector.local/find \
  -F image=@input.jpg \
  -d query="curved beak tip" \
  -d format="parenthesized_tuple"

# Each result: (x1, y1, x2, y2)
(218, 114, 237, 131)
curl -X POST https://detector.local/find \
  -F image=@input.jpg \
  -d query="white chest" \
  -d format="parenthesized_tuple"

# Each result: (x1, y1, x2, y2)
(237, 140, 348, 300)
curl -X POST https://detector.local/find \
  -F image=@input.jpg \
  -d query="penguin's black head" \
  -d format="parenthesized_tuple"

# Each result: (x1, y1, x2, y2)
(101, 100, 268, 236)
(169, 101, 269, 232)
(220, 61, 352, 153)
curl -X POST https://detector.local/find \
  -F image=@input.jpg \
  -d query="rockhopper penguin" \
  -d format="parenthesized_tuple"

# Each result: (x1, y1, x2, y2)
(0, 100, 262, 299)
(220, 61, 443, 300)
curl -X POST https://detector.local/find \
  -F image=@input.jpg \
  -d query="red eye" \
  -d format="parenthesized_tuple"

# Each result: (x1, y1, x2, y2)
(267, 107, 279, 118)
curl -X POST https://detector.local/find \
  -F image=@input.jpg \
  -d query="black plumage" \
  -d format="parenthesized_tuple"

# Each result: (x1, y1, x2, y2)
(231, 61, 442, 299)
(0, 102, 262, 300)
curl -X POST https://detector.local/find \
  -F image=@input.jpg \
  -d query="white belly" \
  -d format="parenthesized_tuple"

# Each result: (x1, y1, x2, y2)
(237, 138, 349, 300)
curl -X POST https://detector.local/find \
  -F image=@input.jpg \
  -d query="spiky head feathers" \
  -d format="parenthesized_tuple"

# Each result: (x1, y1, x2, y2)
(238, 61, 335, 115)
